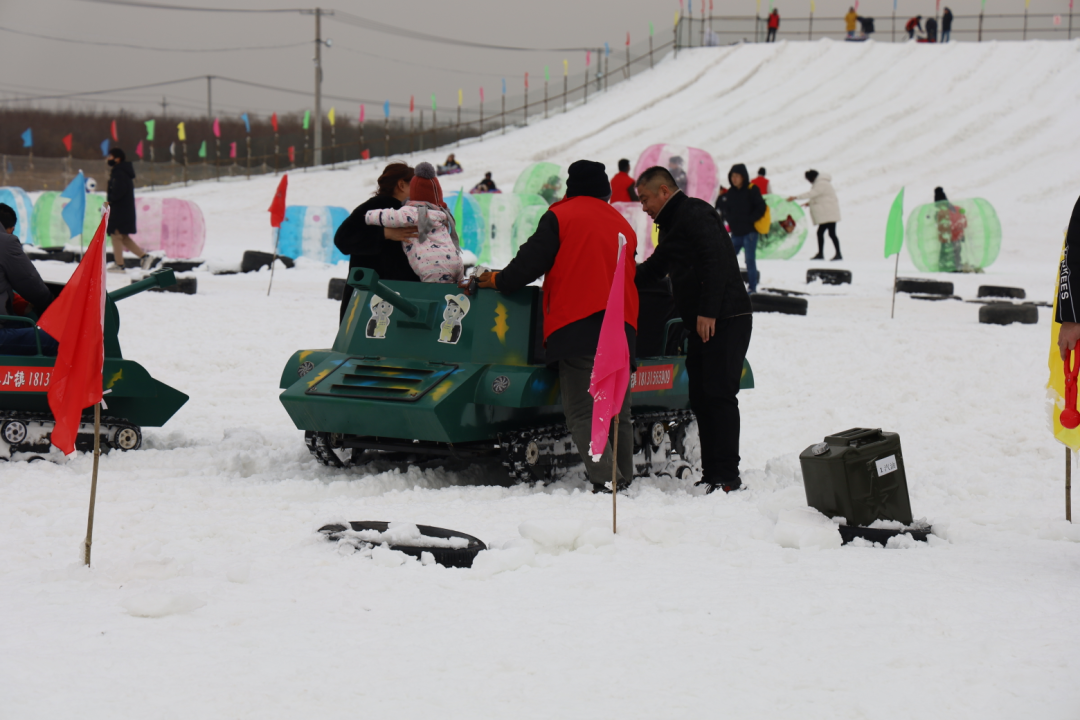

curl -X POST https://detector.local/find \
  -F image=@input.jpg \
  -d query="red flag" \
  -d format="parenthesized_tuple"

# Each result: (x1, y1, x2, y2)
(626, 31, 631, 45)
(62, 134, 73, 153)
(268, 174, 288, 228)
(410, 95, 415, 113)
(271, 112, 279, 133)
(361, 149, 371, 160)
(212, 118, 221, 138)
(287, 146, 295, 163)
(136, 140, 144, 159)
(229, 141, 237, 159)
(110, 120, 118, 142)
(588, 233, 633, 459)
(37, 209, 110, 455)
(525, 72, 529, 89)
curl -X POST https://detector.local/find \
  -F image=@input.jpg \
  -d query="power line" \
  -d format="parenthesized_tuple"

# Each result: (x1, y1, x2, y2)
(0, 25, 308, 52)
(0, 76, 209, 103)
(334, 45, 508, 79)
(71, 0, 305, 13)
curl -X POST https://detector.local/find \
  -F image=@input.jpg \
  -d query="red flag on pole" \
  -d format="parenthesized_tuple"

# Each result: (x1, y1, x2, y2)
(212, 118, 221, 138)
(410, 95, 415, 113)
(37, 209, 110, 455)
(271, 112, 279, 133)
(361, 149, 371, 160)
(269, 174, 288, 228)
(229, 141, 237, 159)
(62, 134, 73, 153)
(626, 31, 631, 45)
(136, 140, 144, 159)
(110, 120, 118, 142)
(588, 233, 632, 459)
(287, 146, 295, 163)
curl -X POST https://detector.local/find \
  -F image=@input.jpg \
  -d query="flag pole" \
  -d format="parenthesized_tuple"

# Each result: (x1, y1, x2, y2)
(1067, 448, 1073, 522)
(267, 227, 280, 297)
(890, 252, 900, 319)
(611, 416, 619, 533)
(84, 402, 101, 566)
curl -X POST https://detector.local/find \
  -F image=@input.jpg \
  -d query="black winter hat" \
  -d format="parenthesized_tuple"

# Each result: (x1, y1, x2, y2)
(934, 187, 948, 202)
(565, 160, 610, 200)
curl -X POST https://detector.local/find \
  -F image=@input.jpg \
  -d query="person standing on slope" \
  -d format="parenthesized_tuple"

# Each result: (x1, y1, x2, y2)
(925, 16, 938, 42)
(941, 8, 954, 41)
(477, 161, 639, 494)
(610, 159, 638, 203)
(750, 167, 771, 196)
(1056, 195, 1080, 360)
(845, 7, 859, 38)
(933, 187, 967, 273)
(634, 166, 753, 495)
(789, 170, 842, 261)
(105, 148, 157, 273)
(715, 164, 767, 293)
(767, 9, 780, 42)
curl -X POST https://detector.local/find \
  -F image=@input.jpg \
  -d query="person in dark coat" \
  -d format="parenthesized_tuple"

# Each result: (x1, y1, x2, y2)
(767, 9, 780, 42)
(105, 148, 155, 273)
(941, 7, 953, 41)
(715, 163, 767, 293)
(1056, 194, 1080, 360)
(925, 16, 938, 42)
(0, 203, 58, 355)
(333, 163, 418, 321)
(477, 160, 639, 493)
(906, 15, 923, 38)
(634, 166, 753, 494)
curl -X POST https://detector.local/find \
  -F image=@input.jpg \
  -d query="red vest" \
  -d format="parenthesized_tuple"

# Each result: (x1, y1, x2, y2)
(543, 196, 639, 340)
(750, 176, 769, 195)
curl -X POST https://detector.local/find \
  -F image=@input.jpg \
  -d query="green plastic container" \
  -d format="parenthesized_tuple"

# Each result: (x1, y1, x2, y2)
(798, 428, 913, 527)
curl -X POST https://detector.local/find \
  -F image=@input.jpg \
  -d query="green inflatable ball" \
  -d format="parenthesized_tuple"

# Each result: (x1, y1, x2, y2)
(756, 195, 808, 260)
(905, 198, 1001, 273)
(513, 162, 567, 205)
(31, 192, 106, 248)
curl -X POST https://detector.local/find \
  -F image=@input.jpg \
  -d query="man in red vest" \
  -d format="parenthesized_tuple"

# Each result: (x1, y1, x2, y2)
(609, 158, 638, 203)
(478, 160, 639, 493)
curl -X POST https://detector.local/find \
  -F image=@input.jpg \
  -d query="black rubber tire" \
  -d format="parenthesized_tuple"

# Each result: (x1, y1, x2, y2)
(241, 250, 295, 273)
(163, 260, 204, 273)
(144, 277, 197, 295)
(110, 425, 142, 451)
(978, 285, 1026, 300)
(30, 249, 76, 263)
(807, 268, 852, 285)
(750, 292, 808, 315)
(319, 521, 487, 569)
(979, 302, 1038, 325)
(328, 278, 346, 301)
(895, 277, 954, 296)
(838, 525, 930, 545)
(910, 294, 960, 301)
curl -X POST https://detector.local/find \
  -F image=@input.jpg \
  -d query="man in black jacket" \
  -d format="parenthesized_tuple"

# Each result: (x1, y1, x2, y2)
(715, 163, 767, 293)
(635, 166, 753, 494)
(105, 148, 157, 273)
(0, 203, 57, 355)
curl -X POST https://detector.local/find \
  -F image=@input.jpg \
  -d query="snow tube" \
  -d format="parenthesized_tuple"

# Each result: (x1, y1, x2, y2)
(757, 195, 809, 260)
(807, 268, 852, 285)
(978, 285, 1025, 299)
(132, 197, 206, 259)
(611, 201, 657, 261)
(632, 144, 719, 203)
(979, 302, 1037, 325)
(906, 198, 1001, 273)
(513, 162, 568, 205)
(30, 192, 106, 248)
(473, 193, 523, 267)
(278, 205, 350, 264)
(446, 191, 485, 258)
(750, 292, 808, 315)
(0, 187, 33, 245)
(319, 521, 487, 568)
(513, 194, 549, 254)
(895, 277, 954, 296)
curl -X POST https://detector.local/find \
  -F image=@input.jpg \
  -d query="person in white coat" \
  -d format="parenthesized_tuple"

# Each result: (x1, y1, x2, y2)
(788, 170, 842, 260)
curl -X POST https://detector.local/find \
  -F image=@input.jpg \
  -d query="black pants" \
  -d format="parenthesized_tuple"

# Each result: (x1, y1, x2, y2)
(766, 27, 777, 42)
(816, 223, 840, 256)
(559, 356, 633, 488)
(685, 314, 752, 484)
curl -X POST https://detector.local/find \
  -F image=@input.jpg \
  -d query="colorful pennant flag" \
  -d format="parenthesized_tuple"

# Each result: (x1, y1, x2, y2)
(383, 100, 390, 118)
(229, 141, 237, 159)
(361, 149, 370, 160)
(145, 119, 155, 141)
(271, 112, 279, 133)
(288, 146, 295, 163)
(626, 32, 631, 45)
(177, 122, 186, 141)
(328, 107, 336, 126)
(21, 128, 32, 148)
(431, 94, 437, 111)
(37, 207, 109, 455)
(480, 87, 485, 102)
(197, 140, 207, 159)
(588, 233, 632, 460)
(410, 95, 415, 113)
(136, 140, 144, 159)
(302, 110, 310, 130)
(458, 89, 463, 106)
(241, 113, 251, 134)
(544, 67, 549, 82)
(884, 188, 905, 257)
(59, 171, 86, 241)
(110, 120, 118, 142)
(100, 139, 110, 157)
(563, 59, 569, 76)
(359, 104, 365, 123)
(525, 72, 529, 89)
(502, 78, 506, 94)
(62, 134, 73, 153)
(269, 174, 288, 228)
(212, 117, 221, 138)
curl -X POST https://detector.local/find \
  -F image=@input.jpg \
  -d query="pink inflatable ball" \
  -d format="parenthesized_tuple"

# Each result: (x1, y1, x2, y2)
(133, 197, 206, 259)
(632, 145, 719, 203)
(611, 202, 656, 262)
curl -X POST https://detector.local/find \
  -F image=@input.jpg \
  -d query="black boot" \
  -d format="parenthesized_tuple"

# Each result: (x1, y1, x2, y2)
(810, 253, 825, 260)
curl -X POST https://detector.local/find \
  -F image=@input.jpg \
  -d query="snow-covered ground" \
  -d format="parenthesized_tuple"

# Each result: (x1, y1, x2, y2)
(4, 40, 1080, 718)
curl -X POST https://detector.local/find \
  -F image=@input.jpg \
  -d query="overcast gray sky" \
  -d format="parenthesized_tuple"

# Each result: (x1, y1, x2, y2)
(0, 0, 1073, 121)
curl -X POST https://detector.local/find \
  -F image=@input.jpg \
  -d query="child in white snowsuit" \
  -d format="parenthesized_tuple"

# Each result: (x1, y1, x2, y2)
(365, 162, 464, 284)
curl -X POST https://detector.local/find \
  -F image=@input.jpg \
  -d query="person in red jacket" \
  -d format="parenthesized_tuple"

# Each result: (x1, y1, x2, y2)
(609, 158, 638, 203)
(767, 9, 780, 42)
(749, 167, 771, 196)
(478, 161, 638, 493)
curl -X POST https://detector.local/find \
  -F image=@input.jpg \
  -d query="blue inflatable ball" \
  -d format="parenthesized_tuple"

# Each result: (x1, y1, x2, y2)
(0, 187, 34, 244)
(277, 205, 350, 264)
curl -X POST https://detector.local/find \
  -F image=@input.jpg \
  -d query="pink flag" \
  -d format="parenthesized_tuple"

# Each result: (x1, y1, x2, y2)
(588, 233, 632, 460)
(525, 72, 529, 89)
(359, 104, 365, 123)
(586, 50, 591, 66)
(212, 118, 221, 138)
(480, 87, 485, 102)
(229, 141, 237, 158)
(135, 140, 144, 159)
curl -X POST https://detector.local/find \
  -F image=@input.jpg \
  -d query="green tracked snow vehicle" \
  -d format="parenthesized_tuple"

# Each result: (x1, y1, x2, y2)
(0, 269, 189, 455)
(279, 267, 753, 482)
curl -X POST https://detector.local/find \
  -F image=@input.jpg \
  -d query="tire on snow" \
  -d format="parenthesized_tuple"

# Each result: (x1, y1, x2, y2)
(319, 521, 488, 568)
(977, 285, 1026, 300)
(895, 277, 954, 296)
(807, 268, 852, 285)
(979, 302, 1038, 326)
(143, 276, 197, 295)
(328, 278, 346, 301)
(750, 292, 808, 316)
(241, 250, 294, 273)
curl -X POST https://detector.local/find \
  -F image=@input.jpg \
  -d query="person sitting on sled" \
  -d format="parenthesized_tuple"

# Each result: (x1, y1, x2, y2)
(437, 154, 462, 176)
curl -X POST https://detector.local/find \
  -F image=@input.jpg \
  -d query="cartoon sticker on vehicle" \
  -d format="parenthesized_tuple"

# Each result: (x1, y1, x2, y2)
(438, 293, 471, 344)
(366, 295, 394, 339)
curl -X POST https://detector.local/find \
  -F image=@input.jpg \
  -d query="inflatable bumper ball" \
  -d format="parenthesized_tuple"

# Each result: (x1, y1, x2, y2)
(0, 187, 33, 245)
(133, 197, 207, 259)
(905, 198, 1001, 273)
(513, 162, 568, 205)
(30, 192, 106, 248)
(447, 191, 485, 259)
(611, 201, 657, 261)
(633, 144, 719, 203)
(278, 205, 350, 264)
(756, 195, 809, 260)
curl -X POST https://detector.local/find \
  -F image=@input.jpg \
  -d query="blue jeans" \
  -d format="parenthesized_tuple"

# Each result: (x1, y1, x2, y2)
(0, 327, 59, 356)
(730, 232, 759, 292)
(941, 29, 950, 42)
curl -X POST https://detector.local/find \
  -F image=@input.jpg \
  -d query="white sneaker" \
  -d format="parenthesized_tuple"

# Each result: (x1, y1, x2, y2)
(140, 252, 163, 271)
(107, 263, 126, 274)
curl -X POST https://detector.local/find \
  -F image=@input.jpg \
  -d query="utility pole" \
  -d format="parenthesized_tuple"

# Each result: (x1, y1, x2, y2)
(302, 7, 333, 166)
(161, 96, 168, 116)
(206, 76, 212, 120)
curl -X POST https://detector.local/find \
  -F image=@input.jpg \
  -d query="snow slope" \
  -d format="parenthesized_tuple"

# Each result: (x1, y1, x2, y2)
(4, 40, 1080, 719)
